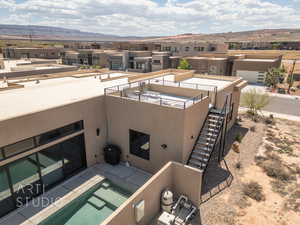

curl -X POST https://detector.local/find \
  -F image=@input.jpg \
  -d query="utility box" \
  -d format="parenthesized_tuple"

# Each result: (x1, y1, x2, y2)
(134, 200, 145, 223)
(157, 211, 175, 225)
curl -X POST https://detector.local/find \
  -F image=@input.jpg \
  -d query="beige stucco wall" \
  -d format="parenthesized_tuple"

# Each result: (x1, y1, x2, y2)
(182, 97, 209, 163)
(0, 96, 107, 167)
(105, 95, 209, 173)
(102, 161, 202, 225)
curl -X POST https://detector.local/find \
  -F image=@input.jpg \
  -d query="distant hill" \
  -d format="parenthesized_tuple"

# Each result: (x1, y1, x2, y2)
(0, 25, 300, 43)
(0, 24, 151, 41)
(143, 29, 300, 42)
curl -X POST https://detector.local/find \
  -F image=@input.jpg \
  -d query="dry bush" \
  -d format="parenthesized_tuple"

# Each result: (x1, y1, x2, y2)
(270, 180, 289, 196)
(243, 181, 266, 201)
(260, 160, 295, 182)
(250, 126, 256, 132)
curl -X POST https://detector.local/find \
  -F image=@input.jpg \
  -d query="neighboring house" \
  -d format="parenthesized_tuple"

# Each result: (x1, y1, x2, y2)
(2, 47, 61, 59)
(61, 49, 115, 68)
(160, 42, 228, 56)
(232, 54, 282, 83)
(0, 69, 247, 223)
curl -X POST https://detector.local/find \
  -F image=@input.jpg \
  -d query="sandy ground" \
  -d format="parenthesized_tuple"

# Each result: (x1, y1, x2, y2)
(200, 114, 300, 225)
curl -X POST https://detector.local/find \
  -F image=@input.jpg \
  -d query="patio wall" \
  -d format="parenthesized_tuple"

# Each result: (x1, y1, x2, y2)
(102, 161, 202, 225)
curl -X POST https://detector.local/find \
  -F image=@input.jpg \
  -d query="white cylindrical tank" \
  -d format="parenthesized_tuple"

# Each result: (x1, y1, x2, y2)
(161, 189, 173, 213)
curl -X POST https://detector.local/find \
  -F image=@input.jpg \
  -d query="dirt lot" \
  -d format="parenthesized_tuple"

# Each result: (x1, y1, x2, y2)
(200, 114, 300, 225)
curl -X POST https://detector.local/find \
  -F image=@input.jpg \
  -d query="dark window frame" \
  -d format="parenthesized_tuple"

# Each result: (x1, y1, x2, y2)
(0, 121, 84, 162)
(129, 129, 150, 160)
(0, 134, 87, 219)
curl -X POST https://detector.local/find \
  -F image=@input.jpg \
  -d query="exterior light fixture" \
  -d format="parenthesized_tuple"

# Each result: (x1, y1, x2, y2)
(161, 144, 167, 149)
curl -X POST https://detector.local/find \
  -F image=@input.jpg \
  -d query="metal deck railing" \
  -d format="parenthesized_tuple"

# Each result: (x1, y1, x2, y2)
(104, 77, 218, 109)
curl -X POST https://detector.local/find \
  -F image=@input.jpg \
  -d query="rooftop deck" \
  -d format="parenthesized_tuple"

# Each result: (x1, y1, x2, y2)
(105, 78, 211, 109)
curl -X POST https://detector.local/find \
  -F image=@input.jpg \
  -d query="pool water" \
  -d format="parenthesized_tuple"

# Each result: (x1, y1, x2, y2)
(38, 179, 132, 225)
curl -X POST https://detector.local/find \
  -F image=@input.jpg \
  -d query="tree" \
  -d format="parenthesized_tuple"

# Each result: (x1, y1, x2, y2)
(241, 89, 270, 116)
(264, 67, 284, 89)
(177, 59, 191, 70)
(287, 60, 296, 94)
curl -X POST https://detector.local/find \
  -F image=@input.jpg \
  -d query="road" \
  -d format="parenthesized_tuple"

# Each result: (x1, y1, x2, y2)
(263, 95, 300, 117)
(242, 84, 300, 117)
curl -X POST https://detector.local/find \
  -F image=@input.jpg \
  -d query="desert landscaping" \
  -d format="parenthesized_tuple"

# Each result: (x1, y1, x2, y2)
(201, 113, 300, 225)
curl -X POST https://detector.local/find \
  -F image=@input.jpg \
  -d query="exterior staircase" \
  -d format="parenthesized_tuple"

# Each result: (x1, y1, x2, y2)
(187, 110, 225, 170)
(187, 93, 230, 171)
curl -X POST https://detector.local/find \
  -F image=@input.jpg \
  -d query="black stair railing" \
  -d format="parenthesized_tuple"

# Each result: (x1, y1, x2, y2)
(187, 94, 229, 172)
(202, 95, 229, 172)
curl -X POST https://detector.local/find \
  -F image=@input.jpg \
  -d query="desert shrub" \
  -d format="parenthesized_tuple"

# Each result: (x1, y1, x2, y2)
(261, 161, 294, 182)
(243, 181, 266, 201)
(270, 180, 288, 196)
(241, 89, 270, 116)
(235, 133, 243, 143)
(250, 126, 256, 132)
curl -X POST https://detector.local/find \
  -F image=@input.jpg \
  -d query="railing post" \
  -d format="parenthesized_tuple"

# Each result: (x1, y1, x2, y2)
(160, 97, 162, 105)
(196, 84, 199, 89)
(184, 102, 186, 109)
(179, 82, 181, 87)
(139, 93, 141, 102)
(201, 93, 203, 100)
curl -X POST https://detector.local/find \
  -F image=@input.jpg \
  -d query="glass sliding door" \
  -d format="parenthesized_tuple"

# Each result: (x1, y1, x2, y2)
(62, 134, 86, 177)
(0, 168, 15, 217)
(38, 144, 64, 190)
(8, 154, 43, 207)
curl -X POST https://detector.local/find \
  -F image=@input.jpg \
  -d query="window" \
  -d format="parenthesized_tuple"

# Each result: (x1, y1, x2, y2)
(0, 149, 4, 161)
(185, 47, 190, 52)
(38, 144, 64, 190)
(153, 60, 160, 64)
(8, 155, 43, 205)
(0, 168, 15, 218)
(0, 121, 83, 161)
(3, 138, 35, 158)
(61, 134, 86, 177)
(36, 121, 83, 146)
(0, 134, 87, 219)
(129, 129, 150, 160)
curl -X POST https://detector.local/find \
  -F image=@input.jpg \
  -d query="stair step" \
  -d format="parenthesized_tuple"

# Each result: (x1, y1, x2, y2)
(194, 146, 212, 152)
(191, 154, 209, 162)
(198, 137, 216, 142)
(189, 159, 206, 169)
(197, 141, 214, 147)
(204, 128, 219, 133)
(205, 133, 218, 137)
(193, 149, 210, 157)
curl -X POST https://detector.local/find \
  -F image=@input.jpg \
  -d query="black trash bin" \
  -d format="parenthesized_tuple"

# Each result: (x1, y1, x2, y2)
(103, 144, 121, 165)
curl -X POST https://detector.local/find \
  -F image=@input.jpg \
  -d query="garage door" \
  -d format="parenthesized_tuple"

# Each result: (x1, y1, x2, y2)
(236, 70, 265, 84)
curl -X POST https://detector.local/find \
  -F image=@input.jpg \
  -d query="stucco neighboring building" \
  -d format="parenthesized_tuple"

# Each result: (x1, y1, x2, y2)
(0, 69, 247, 223)
(160, 41, 228, 56)
(2, 47, 61, 59)
(232, 54, 282, 83)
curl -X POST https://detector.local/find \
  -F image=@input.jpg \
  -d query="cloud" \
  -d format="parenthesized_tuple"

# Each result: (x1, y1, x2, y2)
(0, 0, 299, 36)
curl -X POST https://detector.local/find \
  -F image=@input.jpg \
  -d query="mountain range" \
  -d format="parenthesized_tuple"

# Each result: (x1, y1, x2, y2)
(1, 24, 300, 42)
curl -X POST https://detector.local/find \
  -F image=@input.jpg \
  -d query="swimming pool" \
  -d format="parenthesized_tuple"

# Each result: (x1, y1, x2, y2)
(38, 179, 132, 225)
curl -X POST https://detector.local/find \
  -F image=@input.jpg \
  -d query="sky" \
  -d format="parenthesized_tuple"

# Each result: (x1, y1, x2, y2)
(0, 0, 299, 36)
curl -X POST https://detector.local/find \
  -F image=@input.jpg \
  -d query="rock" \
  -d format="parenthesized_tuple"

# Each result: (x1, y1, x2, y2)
(237, 210, 246, 217)
(232, 141, 240, 153)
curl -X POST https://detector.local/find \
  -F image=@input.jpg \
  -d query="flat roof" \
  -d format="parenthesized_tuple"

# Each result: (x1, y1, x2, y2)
(181, 77, 231, 90)
(237, 58, 277, 62)
(186, 57, 228, 61)
(0, 74, 129, 121)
